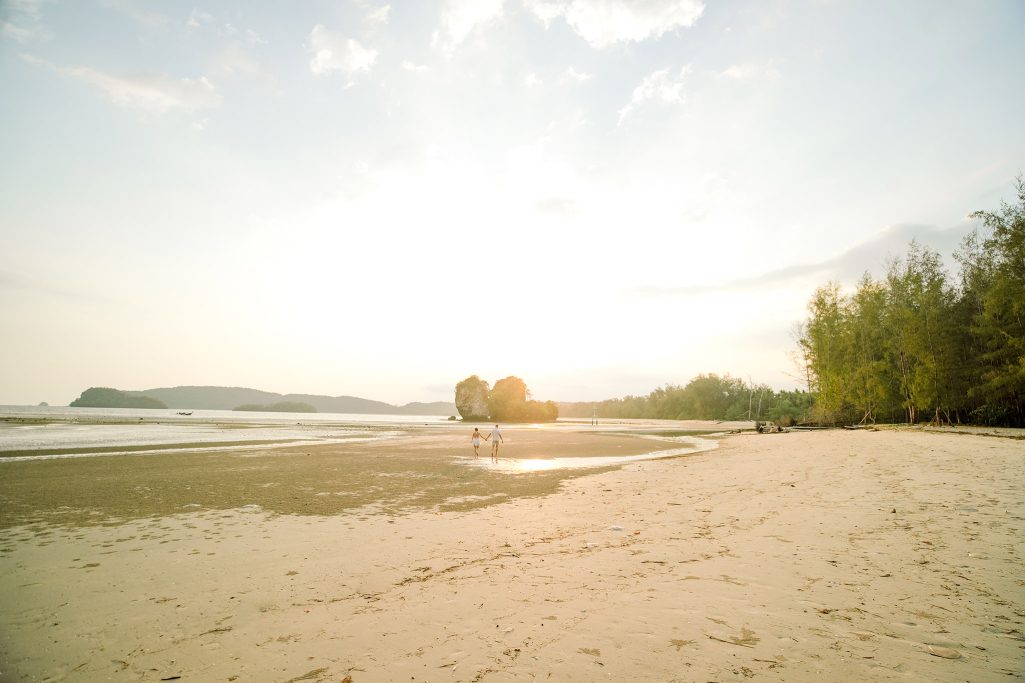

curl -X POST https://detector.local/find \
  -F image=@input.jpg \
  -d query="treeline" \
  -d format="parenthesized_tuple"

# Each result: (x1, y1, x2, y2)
(70, 387, 167, 409)
(797, 179, 1025, 426)
(558, 374, 816, 425)
(233, 402, 318, 413)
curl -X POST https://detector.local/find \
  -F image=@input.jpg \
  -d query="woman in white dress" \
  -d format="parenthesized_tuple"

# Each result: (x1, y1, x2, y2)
(471, 427, 483, 458)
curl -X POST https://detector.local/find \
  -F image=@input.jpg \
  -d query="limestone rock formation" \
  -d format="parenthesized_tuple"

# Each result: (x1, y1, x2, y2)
(455, 375, 490, 421)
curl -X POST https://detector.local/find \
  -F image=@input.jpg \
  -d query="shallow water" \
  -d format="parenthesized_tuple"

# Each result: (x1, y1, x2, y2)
(464, 438, 718, 472)
(0, 422, 405, 461)
(0, 406, 728, 468)
(0, 406, 444, 460)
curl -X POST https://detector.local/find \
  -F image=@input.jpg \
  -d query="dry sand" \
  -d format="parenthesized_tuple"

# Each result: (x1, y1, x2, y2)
(1, 427, 1023, 681)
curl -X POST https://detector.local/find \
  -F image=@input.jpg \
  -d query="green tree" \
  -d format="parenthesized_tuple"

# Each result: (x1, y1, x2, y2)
(488, 376, 528, 421)
(884, 242, 961, 424)
(848, 275, 899, 423)
(801, 282, 856, 423)
(965, 177, 1025, 424)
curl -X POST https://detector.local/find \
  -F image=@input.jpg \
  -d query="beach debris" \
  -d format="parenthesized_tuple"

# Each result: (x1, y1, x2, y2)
(283, 668, 329, 683)
(198, 625, 233, 636)
(926, 645, 962, 659)
(706, 627, 760, 648)
(160, 677, 181, 682)
(608, 525, 624, 531)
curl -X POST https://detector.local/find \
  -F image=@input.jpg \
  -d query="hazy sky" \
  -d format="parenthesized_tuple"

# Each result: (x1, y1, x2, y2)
(2, 0, 1023, 406)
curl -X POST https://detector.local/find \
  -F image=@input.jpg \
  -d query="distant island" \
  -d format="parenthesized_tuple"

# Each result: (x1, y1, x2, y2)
(67, 385, 455, 415)
(70, 387, 168, 409)
(455, 375, 559, 422)
(234, 401, 317, 413)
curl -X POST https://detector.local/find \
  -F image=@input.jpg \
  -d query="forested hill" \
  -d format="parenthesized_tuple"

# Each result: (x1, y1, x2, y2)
(71, 385, 455, 415)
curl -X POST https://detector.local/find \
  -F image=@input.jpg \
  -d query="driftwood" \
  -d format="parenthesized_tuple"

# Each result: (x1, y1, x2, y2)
(755, 421, 788, 434)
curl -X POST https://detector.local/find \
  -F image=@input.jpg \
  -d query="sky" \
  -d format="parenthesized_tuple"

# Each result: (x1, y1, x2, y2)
(1, 0, 1023, 407)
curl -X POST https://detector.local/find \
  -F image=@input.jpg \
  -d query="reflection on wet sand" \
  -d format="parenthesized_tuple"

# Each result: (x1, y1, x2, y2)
(465, 438, 718, 472)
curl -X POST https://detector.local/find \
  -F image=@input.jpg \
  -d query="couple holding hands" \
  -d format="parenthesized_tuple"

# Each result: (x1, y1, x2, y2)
(471, 424, 503, 461)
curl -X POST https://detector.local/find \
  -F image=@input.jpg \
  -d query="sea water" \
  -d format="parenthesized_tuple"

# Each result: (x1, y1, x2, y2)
(0, 406, 721, 468)
(0, 405, 447, 461)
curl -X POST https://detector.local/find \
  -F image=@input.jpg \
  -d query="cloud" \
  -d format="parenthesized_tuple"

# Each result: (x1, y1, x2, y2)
(561, 66, 592, 83)
(534, 196, 578, 214)
(524, 72, 542, 87)
(99, 0, 167, 27)
(187, 8, 213, 28)
(308, 25, 377, 76)
(2, 20, 33, 42)
(365, 4, 391, 26)
(617, 65, 689, 124)
(433, 0, 504, 53)
(22, 53, 220, 112)
(401, 60, 429, 72)
(214, 44, 277, 88)
(2, 0, 47, 43)
(187, 9, 264, 44)
(719, 60, 782, 80)
(629, 222, 977, 297)
(523, 0, 704, 48)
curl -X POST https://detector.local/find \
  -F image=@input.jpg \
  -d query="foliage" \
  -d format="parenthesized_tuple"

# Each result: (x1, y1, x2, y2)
(559, 375, 814, 424)
(233, 402, 317, 413)
(454, 375, 559, 422)
(797, 178, 1025, 426)
(488, 376, 528, 420)
(66, 386, 454, 415)
(70, 387, 168, 409)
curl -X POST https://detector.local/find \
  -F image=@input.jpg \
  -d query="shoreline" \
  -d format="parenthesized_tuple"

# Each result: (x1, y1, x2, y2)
(1, 429, 1022, 681)
(0, 427, 716, 530)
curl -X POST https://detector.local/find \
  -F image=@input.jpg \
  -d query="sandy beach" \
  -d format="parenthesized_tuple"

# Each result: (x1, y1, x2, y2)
(1, 426, 1023, 681)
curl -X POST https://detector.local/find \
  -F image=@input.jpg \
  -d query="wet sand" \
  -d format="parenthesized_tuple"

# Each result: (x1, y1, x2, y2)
(0, 427, 705, 528)
(1, 428, 1023, 681)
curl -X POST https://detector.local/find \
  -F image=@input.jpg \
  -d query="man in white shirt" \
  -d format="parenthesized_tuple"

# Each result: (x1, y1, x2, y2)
(488, 424, 503, 461)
